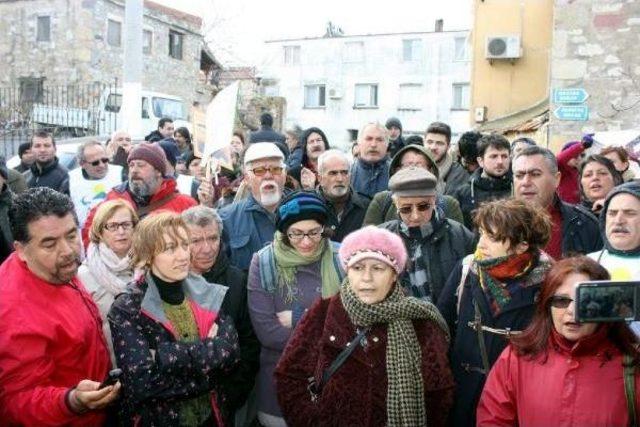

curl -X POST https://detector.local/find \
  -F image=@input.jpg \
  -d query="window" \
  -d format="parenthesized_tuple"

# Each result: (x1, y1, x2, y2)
(398, 84, 423, 110)
(284, 45, 300, 65)
(152, 97, 187, 120)
(454, 36, 469, 61)
(19, 77, 45, 103)
(36, 16, 50, 42)
(105, 93, 122, 113)
(107, 19, 122, 47)
(343, 41, 364, 63)
(304, 84, 326, 108)
(354, 84, 378, 108)
(169, 30, 183, 60)
(402, 39, 422, 62)
(452, 83, 470, 110)
(143, 30, 153, 55)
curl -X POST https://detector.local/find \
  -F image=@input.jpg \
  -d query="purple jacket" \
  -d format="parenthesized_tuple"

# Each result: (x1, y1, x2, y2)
(247, 250, 330, 417)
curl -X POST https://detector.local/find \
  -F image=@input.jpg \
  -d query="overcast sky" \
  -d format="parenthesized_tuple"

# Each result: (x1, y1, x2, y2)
(154, 0, 472, 66)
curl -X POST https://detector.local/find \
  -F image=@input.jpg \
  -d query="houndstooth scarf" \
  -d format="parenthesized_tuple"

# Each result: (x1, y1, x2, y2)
(340, 279, 450, 427)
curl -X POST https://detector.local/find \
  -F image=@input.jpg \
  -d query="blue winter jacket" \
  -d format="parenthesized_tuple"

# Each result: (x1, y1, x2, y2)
(350, 156, 391, 198)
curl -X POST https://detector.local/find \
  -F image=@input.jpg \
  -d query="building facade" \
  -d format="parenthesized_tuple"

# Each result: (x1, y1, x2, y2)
(0, 0, 217, 107)
(549, 0, 640, 151)
(259, 27, 471, 150)
(469, 0, 553, 144)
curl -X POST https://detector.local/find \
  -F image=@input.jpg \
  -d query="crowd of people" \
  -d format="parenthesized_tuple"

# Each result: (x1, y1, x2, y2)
(0, 113, 639, 426)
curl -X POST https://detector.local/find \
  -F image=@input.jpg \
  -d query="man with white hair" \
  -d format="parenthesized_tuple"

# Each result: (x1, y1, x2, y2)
(219, 142, 287, 270)
(316, 149, 370, 242)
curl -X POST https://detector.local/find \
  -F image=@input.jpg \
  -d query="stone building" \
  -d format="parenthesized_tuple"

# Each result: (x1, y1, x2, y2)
(0, 0, 220, 107)
(549, 0, 640, 150)
(258, 22, 471, 150)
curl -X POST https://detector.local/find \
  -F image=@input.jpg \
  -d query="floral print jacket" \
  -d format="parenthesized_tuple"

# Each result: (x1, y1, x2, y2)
(108, 273, 240, 426)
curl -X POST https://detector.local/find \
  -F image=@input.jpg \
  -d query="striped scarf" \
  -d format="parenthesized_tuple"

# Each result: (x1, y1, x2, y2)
(340, 279, 449, 427)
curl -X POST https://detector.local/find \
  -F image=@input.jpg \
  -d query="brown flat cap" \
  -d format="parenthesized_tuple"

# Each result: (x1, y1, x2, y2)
(389, 166, 437, 197)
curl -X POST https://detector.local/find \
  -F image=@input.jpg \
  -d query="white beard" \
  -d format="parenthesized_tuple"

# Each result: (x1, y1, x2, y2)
(260, 188, 281, 207)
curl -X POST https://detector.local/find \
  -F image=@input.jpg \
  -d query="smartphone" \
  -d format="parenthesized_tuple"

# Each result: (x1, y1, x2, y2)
(575, 281, 639, 323)
(99, 368, 122, 389)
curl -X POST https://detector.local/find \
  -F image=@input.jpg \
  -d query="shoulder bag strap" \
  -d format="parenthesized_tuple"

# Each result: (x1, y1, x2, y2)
(624, 354, 637, 427)
(473, 299, 491, 374)
(307, 328, 368, 402)
(136, 192, 177, 218)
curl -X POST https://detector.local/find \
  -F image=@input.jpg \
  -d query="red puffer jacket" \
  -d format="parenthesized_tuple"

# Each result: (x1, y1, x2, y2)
(477, 327, 640, 427)
(0, 253, 111, 426)
(82, 178, 197, 247)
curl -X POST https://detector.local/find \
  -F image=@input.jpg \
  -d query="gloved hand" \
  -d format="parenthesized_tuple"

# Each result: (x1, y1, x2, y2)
(581, 133, 595, 148)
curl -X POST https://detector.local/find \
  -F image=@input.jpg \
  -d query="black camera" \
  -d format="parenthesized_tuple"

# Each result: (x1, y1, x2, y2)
(575, 281, 639, 323)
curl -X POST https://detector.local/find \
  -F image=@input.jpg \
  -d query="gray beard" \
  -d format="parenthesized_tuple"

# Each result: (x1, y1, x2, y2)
(129, 176, 160, 197)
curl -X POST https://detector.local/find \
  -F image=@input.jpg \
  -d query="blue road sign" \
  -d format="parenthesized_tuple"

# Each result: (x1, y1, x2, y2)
(554, 105, 589, 121)
(553, 88, 589, 104)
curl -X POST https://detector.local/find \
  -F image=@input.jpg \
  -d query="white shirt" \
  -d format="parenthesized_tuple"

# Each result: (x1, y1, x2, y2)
(69, 165, 124, 226)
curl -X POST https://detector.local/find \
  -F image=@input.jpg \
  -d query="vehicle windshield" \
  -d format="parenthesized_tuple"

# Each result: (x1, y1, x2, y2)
(152, 97, 187, 120)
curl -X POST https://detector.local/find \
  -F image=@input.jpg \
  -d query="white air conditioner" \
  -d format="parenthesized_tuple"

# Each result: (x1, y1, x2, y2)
(485, 35, 522, 59)
(329, 88, 343, 99)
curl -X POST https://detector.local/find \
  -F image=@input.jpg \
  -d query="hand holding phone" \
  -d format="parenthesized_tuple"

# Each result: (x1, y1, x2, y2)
(99, 368, 122, 389)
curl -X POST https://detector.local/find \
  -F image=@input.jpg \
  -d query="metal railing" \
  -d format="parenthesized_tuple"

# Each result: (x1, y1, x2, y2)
(0, 79, 118, 159)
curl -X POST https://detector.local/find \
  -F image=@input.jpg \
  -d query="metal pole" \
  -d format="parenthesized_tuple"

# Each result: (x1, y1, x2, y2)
(120, 0, 143, 138)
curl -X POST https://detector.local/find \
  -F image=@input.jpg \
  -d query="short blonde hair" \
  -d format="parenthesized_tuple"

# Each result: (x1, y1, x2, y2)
(89, 200, 138, 244)
(130, 212, 190, 269)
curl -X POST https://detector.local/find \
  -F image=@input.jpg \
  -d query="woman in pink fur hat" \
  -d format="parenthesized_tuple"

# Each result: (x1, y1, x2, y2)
(274, 226, 454, 427)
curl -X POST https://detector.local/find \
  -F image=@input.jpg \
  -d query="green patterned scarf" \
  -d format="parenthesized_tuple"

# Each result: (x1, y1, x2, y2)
(272, 232, 341, 302)
(340, 278, 449, 427)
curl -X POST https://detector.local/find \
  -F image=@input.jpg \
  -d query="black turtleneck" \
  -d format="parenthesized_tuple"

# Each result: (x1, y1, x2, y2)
(151, 272, 185, 305)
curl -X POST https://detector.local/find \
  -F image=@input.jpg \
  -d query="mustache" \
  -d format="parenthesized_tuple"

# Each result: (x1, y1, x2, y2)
(611, 226, 629, 233)
(260, 180, 277, 190)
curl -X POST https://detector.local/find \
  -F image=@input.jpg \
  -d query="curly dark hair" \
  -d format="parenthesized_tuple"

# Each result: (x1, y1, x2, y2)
(9, 187, 77, 243)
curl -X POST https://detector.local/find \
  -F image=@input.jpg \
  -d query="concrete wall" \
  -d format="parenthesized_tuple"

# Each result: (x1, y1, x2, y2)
(470, 0, 553, 124)
(549, 0, 640, 151)
(0, 0, 205, 106)
(259, 31, 471, 151)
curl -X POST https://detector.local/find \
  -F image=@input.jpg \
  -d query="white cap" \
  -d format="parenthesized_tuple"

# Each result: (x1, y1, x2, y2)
(243, 142, 284, 166)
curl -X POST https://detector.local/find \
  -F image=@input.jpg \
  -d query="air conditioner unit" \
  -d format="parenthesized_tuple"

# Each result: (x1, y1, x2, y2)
(329, 88, 343, 99)
(485, 35, 521, 60)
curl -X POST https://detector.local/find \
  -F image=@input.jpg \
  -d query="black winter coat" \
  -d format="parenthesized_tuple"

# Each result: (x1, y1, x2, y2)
(318, 188, 371, 242)
(248, 126, 290, 159)
(453, 168, 512, 229)
(436, 253, 552, 427)
(108, 274, 240, 426)
(379, 215, 475, 303)
(202, 252, 260, 414)
(0, 185, 13, 265)
(26, 157, 69, 195)
(558, 198, 603, 256)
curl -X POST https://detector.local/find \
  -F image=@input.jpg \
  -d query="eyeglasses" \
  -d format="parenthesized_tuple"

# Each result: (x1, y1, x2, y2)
(397, 202, 433, 216)
(287, 227, 324, 242)
(104, 221, 136, 232)
(549, 295, 573, 309)
(249, 166, 284, 177)
(89, 158, 110, 167)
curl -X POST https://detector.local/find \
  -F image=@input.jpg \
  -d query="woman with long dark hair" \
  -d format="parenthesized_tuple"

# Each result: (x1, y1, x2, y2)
(477, 256, 640, 426)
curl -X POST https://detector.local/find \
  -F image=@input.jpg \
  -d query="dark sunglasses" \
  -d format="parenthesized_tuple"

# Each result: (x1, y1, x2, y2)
(549, 295, 573, 309)
(397, 202, 433, 215)
(89, 158, 110, 166)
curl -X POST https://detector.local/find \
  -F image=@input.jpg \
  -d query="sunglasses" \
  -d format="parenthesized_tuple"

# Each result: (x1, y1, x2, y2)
(89, 158, 110, 166)
(549, 295, 573, 309)
(249, 166, 284, 177)
(397, 202, 433, 216)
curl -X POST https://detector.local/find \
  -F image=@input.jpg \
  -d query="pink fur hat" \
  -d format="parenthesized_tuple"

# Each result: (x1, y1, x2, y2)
(339, 226, 407, 274)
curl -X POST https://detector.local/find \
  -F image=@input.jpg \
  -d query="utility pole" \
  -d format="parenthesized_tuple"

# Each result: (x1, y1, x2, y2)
(120, 0, 143, 137)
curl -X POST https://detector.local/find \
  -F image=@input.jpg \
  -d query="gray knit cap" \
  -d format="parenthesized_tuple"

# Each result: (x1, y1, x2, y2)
(389, 166, 437, 197)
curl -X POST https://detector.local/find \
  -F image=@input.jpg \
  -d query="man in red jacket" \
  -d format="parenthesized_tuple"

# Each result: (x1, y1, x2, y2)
(82, 142, 197, 246)
(0, 188, 119, 426)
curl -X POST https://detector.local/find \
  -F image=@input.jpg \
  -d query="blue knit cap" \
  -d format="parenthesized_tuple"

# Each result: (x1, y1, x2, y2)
(276, 191, 329, 233)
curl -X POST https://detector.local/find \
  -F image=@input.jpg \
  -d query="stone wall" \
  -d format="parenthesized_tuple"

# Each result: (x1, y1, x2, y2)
(0, 0, 205, 106)
(549, 0, 640, 149)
